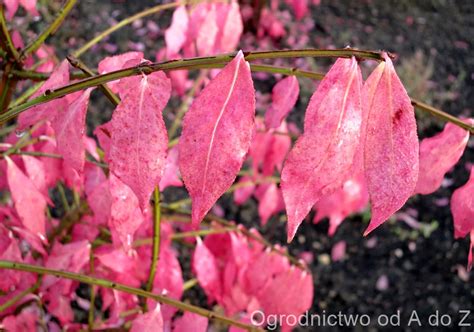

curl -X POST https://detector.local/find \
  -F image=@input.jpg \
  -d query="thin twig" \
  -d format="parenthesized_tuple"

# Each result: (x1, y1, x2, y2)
(0, 276, 42, 312)
(0, 5, 20, 62)
(0, 261, 261, 331)
(21, 0, 78, 59)
(71, 1, 184, 58)
(66, 55, 120, 106)
(145, 188, 162, 294)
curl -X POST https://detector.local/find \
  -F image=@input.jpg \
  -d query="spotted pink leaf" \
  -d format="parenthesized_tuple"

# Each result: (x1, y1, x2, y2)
(5, 156, 47, 237)
(17, 60, 70, 131)
(109, 71, 171, 210)
(451, 167, 474, 270)
(165, 6, 189, 58)
(51, 89, 92, 176)
(281, 57, 363, 242)
(363, 55, 419, 235)
(415, 121, 471, 195)
(264, 76, 299, 129)
(179, 51, 255, 226)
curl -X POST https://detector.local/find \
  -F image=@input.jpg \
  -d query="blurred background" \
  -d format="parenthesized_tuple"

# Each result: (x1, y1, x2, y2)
(10, 0, 474, 330)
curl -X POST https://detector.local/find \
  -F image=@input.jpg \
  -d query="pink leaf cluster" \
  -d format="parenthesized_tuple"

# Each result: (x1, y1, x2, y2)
(192, 230, 313, 330)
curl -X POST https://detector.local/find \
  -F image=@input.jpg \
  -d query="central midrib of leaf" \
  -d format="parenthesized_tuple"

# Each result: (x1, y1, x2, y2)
(200, 59, 242, 197)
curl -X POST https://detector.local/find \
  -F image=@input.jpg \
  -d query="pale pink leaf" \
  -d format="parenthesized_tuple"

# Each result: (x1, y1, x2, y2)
(165, 6, 189, 58)
(363, 55, 419, 235)
(173, 311, 208, 332)
(196, 5, 218, 56)
(415, 121, 471, 195)
(51, 89, 92, 175)
(109, 71, 171, 210)
(17, 60, 70, 131)
(281, 57, 363, 242)
(265, 76, 299, 129)
(5, 156, 47, 237)
(4, 0, 19, 19)
(130, 305, 163, 332)
(233, 176, 255, 205)
(214, 2, 243, 53)
(331, 240, 346, 262)
(19, 0, 38, 16)
(109, 174, 144, 251)
(179, 51, 255, 226)
(255, 183, 284, 225)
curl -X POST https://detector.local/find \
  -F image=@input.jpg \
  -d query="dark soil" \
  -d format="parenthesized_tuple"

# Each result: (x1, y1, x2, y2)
(36, 0, 474, 330)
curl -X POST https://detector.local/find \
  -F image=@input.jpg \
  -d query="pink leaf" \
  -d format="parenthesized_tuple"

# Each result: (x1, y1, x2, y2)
(159, 147, 182, 191)
(173, 311, 208, 332)
(109, 71, 171, 210)
(165, 6, 189, 58)
(415, 121, 471, 195)
(52, 89, 92, 176)
(130, 305, 163, 332)
(363, 54, 419, 235)
(21, 155, 51, 201)
(314, 174, 369, 236)
(451, 167, 474, 253)
(17, 60, 70, 131)
(331, 240, 346, 262)
(255, 183, 284, 225)
(281, 57, 363, 242)
(179, 51, 255, 226)
(19, 0, 38, 16)
(233, 176, 255, 205)
(5, 156, 47, 237)
(4, 0, 19, 19)
(192, 237, 221, 302)
(109, 174, 145, 251)
(265, 76, 299, 129)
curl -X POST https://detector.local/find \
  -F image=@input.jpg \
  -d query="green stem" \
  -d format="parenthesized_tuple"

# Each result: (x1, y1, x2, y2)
(71, 1, 184, 58)
(411, 98, 474, 133)
(88, 250, 96, 330)
(0, 276, 41, 312)
(145, 188, 162, 294)
(21, 0, 78, 59)
(0, 261, 260, 331)
(0, 5, 20, 62)
(183, 278, 198, 292)
(0, 48, 385, 123)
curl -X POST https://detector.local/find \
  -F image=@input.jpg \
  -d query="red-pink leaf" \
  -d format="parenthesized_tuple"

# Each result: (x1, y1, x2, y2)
(415, 121, 471, 195)
(17, 60, 70, 131)
(173, 311, 208, 332)
(109, 71, 171, 210)
(264, 76, 299, 129)
(51, 89, 92, 175)
(5, 156, 47, 237)
(21, 155, 52, 204)
(109, 174, 144, 251)
(451, 167, 474, 270)
(255, 183, 285, 225)
(233, 176, 255, 205)
(165, 6, 189, 58)
(362, 55, 419, 235)
(179, 51, 255, 226)
(98, 52, 144, 93)
(130, 305, 163, 332)
(281, 57, 363, 242)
